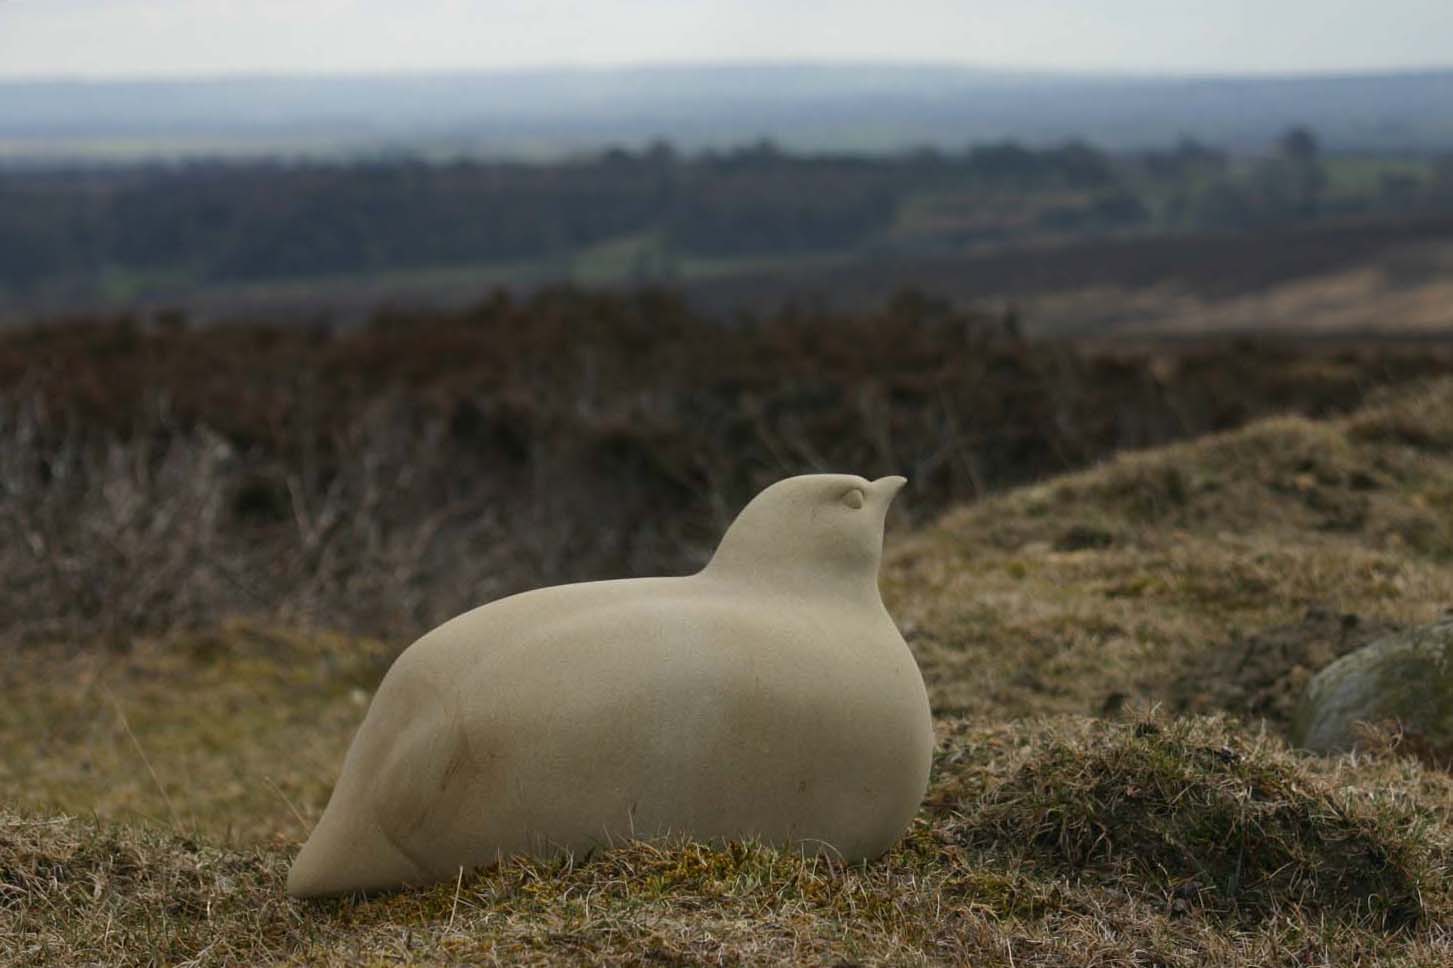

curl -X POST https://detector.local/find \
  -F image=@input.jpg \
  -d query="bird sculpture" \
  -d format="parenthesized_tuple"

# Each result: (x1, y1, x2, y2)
(288, 473, 933, 897)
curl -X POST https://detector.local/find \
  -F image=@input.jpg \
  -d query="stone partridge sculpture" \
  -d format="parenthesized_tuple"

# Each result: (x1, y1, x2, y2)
(288, 473, 932, 897)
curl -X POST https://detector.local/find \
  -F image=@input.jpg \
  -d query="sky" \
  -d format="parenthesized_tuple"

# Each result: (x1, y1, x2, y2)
(0, 0, 1449, 80)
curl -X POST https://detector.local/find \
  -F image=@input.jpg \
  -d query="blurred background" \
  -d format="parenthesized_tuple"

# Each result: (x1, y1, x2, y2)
(2, 0, 1453, 646)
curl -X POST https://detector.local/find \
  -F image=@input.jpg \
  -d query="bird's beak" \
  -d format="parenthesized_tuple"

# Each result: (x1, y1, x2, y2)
(872, 475, 908, 505)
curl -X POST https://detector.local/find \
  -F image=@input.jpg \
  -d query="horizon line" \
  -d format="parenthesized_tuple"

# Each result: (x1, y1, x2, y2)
(3, 57, 1452, 87)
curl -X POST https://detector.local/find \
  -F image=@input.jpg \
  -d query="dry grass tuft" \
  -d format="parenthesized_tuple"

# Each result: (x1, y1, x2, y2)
(2, 811, 302, 967)
(957, 717, 1430, 929)
(6, 715, 1452, 966)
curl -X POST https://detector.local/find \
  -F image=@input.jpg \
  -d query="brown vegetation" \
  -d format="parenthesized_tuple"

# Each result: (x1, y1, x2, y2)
(4, 288, 1452, 647)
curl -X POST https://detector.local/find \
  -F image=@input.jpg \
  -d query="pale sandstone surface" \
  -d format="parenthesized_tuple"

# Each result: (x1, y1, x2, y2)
(288, 474, 933, 898)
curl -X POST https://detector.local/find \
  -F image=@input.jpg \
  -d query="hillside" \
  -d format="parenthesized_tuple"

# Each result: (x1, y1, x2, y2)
(4, 66, 1453, 160)
(684, 213, 1453, 331)
(888, 377, 1453, 721)
(3, 378, 1452, 965)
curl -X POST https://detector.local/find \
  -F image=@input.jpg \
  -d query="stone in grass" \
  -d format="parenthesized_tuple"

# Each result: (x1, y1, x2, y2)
(1293, 618, 1453, 767)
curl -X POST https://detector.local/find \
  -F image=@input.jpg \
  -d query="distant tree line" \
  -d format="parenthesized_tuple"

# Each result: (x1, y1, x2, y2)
(1, 129, 1449, 302)
(0, 139, 1132, 298)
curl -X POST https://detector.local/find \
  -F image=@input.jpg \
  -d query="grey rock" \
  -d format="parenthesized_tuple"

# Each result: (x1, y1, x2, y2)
(1292, 618, 1453, 762)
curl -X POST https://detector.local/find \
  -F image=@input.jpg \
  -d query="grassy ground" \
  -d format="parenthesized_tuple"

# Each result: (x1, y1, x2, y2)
(4, 379, 1453, 965)
(887, 377, 1453, 722)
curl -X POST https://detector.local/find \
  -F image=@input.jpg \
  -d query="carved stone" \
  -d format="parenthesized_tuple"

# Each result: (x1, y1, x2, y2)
(288, 474, 933, 898)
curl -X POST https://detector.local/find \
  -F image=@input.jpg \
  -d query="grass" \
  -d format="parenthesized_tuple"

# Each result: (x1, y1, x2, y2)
(4, 378, 1453, 965)
(6, 717, 1451, 966)
(1321, 157, 1433, 202)
(959, 718, 1431, 929)
(570, 231, 668, 285)
(885, 378, 1453, 722)
(0, 626, 391, 845)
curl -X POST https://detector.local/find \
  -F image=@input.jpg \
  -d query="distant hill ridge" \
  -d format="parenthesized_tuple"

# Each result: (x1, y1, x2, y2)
(3, 63, 1452, 160)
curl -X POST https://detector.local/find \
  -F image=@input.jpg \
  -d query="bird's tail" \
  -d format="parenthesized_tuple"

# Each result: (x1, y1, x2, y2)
(287, 798, 430, 899)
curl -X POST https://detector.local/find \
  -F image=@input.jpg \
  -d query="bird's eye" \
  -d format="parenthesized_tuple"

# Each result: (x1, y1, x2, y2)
(842, 488, 865, 509)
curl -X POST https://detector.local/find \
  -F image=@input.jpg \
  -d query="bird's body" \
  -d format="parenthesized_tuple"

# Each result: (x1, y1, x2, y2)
(287, 474, 933, 898)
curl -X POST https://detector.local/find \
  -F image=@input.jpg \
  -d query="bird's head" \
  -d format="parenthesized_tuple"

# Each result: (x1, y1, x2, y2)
(702, 474, 907, 595)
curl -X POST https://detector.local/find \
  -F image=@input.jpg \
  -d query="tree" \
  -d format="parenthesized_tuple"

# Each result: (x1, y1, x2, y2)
(1274, 125, 1326, 216)
(1278, 126, 1320, 165)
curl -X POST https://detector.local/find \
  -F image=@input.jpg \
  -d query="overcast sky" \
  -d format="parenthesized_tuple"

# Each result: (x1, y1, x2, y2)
(0, 0, 1449, 80)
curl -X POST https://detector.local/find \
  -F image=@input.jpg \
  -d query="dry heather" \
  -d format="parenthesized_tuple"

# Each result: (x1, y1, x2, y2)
(3, 379, 1453, 965)
(4, 293, 1451, 647)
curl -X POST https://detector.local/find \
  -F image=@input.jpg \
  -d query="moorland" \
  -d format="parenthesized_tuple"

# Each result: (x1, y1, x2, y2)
(4, 356, 1453, 965)
(3, 286, 1453, 964)
(4, 107, 1453, 964)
